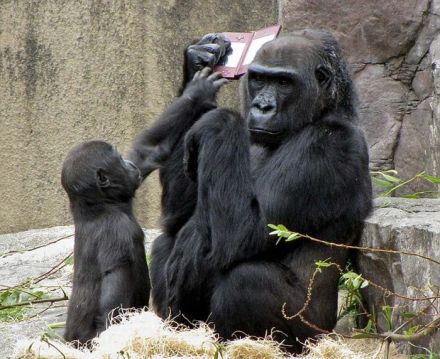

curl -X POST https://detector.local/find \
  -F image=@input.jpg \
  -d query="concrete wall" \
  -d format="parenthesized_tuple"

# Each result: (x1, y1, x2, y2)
(3, 0, 440, 234)
(0, 0, 278, 234)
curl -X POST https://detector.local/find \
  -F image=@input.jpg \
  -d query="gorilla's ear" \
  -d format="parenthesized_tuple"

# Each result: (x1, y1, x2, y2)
(315, 65, 333, 89)
(96, 169, 110, 188)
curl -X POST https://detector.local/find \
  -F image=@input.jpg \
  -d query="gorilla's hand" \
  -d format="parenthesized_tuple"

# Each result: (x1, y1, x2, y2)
(185, 33, 231, 81)
(182, 67, 228, 107)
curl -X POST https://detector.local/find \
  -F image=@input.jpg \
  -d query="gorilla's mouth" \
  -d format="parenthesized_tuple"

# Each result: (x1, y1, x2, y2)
(249, 128, 281, 136)
(249, 128, 283, 144)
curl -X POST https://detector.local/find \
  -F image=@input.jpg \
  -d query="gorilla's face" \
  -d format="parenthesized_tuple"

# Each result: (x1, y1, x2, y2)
(243, 34, 334, 145)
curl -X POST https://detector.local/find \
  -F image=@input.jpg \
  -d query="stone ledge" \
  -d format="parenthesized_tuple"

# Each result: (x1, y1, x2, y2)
(358, 197, 440, 355)
(0, 226, 160, 358)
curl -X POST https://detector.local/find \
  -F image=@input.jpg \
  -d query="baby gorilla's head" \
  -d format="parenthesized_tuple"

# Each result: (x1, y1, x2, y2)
(62, 140, 141, 203)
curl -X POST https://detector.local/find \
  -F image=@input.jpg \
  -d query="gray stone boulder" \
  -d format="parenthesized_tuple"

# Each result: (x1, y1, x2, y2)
(358, 197, 440, 354)
(0, 226, 159, 358)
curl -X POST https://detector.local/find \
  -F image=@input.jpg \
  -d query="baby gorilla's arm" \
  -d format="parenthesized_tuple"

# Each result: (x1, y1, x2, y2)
(96, 265, 133, 331)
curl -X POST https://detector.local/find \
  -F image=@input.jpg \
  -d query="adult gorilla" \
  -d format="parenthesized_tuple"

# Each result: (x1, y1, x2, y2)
(131, 29, 372, 353)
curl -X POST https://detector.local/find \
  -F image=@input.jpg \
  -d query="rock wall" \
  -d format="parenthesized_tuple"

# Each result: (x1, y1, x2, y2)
(281, 0, 440, 194)
(0, 0, 277, 234)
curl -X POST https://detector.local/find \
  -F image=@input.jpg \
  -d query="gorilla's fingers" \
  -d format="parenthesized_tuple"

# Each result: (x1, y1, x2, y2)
(198, 67, 212, 79)
(192, 70, 202, 80)
(207, 71, 223, 81)
(199, 44, 224, 63)
(200, 43, 221, 54)
(213, 78, 229, 89)
(187, 47, 217, 70)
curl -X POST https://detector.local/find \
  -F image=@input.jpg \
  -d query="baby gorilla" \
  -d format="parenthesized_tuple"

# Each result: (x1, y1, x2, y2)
(62, 141, 150, 346)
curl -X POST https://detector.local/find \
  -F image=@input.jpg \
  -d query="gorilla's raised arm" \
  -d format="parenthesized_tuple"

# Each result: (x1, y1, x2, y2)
(128, 68, 228, 179)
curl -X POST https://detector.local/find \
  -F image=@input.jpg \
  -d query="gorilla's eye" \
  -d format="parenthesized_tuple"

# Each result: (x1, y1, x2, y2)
(316, 71, 326, 83)
(249, 74, 266, 90)
(252, 74, 265, 83)
(315, 65, 332, 88)
(277, 78, 290, 87)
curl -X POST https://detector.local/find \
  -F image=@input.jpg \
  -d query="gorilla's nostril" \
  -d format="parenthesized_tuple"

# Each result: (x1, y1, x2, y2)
(260, 103, 274, 112)
(255, 102, 275, 113)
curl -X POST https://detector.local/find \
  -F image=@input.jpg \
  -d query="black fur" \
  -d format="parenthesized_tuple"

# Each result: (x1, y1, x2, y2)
(62, 141, 150, 346)
(137, 29, 372, 353)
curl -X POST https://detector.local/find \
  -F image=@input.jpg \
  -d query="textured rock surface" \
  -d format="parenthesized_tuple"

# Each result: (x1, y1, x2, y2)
(0, 0, 277, 234)
(0, 226, 159, 358)
(281, 0, 440, 194)
(358, 198, 440, 354)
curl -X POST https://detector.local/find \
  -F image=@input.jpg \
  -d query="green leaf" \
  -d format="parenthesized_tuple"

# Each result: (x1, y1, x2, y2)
(316, 260, 333, 268)
(382, 305, 394, 331)
(370, 170, 398, 176)
(363, 319, 375, 333)
(64, 256, 74, 265)
(47, 322, 65, 329)
(401, 193, 419, 199)
(352, 277, 360, 289)
(360, 279, 369, 288)
(267, 224, 279, 230)
(404, 325, 420, 337)
(422, 174, 440, 184)
(379, 173, 402, 184)
(371, 176, 394, 188)
(400, 311, 417, 319)
(276, 224, 288, 232)
(286, 233, 301, 242)
(352, 332, 376, 339)
(0, 306, 26, 322)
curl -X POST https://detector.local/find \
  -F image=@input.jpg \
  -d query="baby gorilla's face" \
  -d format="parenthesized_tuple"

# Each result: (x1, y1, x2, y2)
(120, 157, 142, 189)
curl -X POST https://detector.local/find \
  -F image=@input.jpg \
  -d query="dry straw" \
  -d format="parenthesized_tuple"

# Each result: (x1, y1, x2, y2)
(14, 309, 399, 359)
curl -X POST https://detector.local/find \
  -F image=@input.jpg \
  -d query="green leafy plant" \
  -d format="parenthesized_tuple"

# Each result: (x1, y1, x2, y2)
(0, 283, 47, 322)
(268, 224, 301, 244)
(338, 269, 369, 323)
(410, 353, 440, 359)
(382, 304, 394, 332)
(371, 170, 440, 198)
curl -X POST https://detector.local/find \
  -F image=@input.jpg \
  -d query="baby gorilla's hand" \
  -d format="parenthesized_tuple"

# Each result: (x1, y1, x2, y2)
(182, 67, 228, 108)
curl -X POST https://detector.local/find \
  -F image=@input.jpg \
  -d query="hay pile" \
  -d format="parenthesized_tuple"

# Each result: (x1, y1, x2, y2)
(14, 310, 402, 359)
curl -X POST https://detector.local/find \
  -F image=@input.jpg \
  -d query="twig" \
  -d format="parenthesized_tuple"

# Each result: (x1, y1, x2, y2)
(299, 233, 440, 267)
(353, 316, 440, 343)
(0, 251, 73, 293)
(382, 171, 425, 197)
(0, 294, 68, 311)
(366, 278, 440, 302)
(33, 251, 73, 285)
(41, 335, 66, 359)
(1, 234, 73, 258)
(28, 302, 54, 319)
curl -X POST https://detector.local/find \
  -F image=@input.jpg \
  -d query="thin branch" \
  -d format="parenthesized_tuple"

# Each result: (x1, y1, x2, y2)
(0, 294, 68, 311)
(33, 251, 73, 285)
(299, 233, 440, 267)
(41, 336, 66, 359)
(1, 234, 73, 258)
(355, 317, 440, 343)
(28, 302, 54, 319)
(382, 171, 425, 197)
